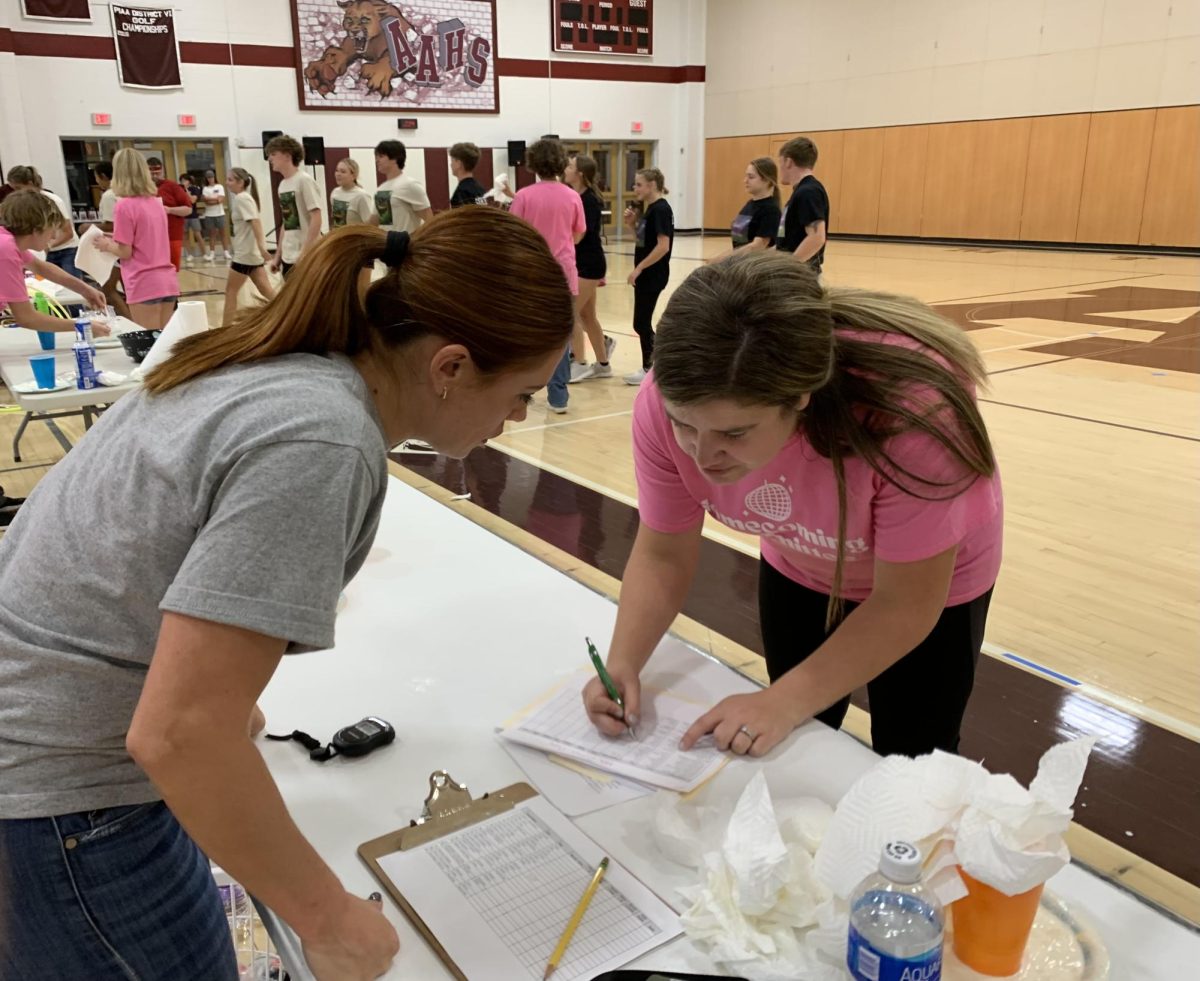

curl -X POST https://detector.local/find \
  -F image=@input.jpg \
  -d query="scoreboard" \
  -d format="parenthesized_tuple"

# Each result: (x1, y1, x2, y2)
(552, 1, 653, 56)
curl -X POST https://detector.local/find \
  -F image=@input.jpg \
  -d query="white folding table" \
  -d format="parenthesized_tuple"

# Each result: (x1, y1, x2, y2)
(255, 476, 1200, 980)
(0, 328, 140, 461)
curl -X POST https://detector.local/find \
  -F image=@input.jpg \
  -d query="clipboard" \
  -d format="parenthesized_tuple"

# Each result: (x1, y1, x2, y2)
(358, 770, 539, 981)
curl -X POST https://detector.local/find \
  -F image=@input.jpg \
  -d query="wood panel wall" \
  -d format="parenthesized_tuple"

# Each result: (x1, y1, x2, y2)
(704, 106, 1199, 248)
(1140, 105, 1200, 247)
(1020, 114, 1091, 243)
(877, 125, 929, 236)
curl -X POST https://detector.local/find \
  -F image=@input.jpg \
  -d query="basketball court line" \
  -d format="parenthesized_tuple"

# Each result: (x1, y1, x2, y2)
(926, 273, 1162, 306)
(977, 399, 1200, 442)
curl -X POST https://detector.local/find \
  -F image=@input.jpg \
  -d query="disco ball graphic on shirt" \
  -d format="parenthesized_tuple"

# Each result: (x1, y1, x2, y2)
(745, 481, 792, 522)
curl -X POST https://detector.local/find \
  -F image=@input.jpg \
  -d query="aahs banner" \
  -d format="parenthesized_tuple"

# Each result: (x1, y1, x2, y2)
(292, 0, 498, 113)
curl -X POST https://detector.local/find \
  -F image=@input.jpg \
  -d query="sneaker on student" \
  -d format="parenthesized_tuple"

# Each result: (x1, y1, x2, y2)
(590, 363, 613, 379)
(604, 335, 617, 361)
(183, 254, 193, 265)
(204, 251, 215, 263)
(223, 250, 233, 261)
(548, 404, 568, 414)
(623, 367, 647, 386)
(568, 361, 590, 384)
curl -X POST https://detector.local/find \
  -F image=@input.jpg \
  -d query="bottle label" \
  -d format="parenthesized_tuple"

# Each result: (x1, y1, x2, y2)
(848, 925, 941, 981)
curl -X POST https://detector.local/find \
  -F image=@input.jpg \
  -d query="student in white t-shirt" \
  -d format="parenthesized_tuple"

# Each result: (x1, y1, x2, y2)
(264, 135, 323, 278)
(329, 158, 373, 228)
(223, 167, 275, 327)
(92, 161, 130, 318)
(370, 140, 431, 234)
(200, 170, 232, 262)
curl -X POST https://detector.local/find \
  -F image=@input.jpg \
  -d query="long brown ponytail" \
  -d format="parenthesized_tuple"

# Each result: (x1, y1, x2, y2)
(144, 208, 574, 393)
(228, 167, 259, 209)
(652, 250, 995, 629)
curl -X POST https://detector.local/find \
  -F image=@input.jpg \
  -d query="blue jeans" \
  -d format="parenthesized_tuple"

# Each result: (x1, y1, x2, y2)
(547, 348, 570, 410)
(46, 246, 82, 282)
(0, 801, 238, 980)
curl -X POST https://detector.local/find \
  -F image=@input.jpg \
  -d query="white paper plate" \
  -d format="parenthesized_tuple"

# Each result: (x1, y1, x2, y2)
(14, 377, 73, 394)
(944, 890, 1109, 980)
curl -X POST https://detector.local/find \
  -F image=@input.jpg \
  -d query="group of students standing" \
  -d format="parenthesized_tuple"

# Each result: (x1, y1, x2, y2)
(505, 137, 678, 412)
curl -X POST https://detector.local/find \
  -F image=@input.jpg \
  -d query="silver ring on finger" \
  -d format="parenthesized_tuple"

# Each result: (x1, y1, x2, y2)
(737, 724, 757, 742)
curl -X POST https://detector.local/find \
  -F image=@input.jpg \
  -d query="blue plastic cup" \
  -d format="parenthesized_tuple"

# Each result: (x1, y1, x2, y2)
(30, 355, 57, 389)
(37, 331, 56, 350)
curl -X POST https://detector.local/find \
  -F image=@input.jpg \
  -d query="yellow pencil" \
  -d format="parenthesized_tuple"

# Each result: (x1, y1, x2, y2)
(543, 857, 609, 979)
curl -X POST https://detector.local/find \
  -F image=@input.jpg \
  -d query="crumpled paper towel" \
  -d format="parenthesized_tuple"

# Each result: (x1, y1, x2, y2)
(655, 771, 847, 981)
(817, 736, 1096, 905)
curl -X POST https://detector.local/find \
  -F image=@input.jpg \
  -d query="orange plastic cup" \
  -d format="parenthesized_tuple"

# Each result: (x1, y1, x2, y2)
(951, 869, 1044, 976)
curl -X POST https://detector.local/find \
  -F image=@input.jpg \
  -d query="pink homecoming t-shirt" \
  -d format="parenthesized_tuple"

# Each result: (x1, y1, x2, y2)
(112, 195, 179, 304)
(632, 369, 1003, 606)
(509, 180, 586, 294)
(0, 227, 34, 306)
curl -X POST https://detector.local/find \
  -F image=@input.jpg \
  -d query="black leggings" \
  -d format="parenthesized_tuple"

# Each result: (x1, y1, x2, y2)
(758, 558, 993, 757)
(632, 274, 667, 370)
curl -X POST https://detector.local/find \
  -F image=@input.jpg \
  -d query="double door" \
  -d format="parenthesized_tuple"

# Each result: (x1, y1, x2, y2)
(560, 140, 654, 239)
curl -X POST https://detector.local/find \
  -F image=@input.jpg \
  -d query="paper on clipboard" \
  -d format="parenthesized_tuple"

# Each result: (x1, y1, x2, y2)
(375, 795, 681, 981)
(500, 683, 728, 793)
(501, 740, 654, 816)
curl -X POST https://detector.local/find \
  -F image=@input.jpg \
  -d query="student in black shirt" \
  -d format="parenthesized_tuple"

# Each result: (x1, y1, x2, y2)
(565, 154, 615, 381)
(777, 136, 829, 273)
(182, 172, 204, 264)
(623, 168, 673, 385)
(448, 142, 487, 208)
(708, 156, 782, 265)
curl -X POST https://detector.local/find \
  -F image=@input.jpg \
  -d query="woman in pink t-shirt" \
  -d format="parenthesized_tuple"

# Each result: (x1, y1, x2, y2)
(583, 250, 1003, 760)
(509, 139, 584, 414)
(96, 149, 180, 329)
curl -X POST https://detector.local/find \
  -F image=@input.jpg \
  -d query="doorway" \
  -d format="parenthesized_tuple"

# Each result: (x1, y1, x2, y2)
(59, 137, 230, 218)
(561, 140, 656, 241)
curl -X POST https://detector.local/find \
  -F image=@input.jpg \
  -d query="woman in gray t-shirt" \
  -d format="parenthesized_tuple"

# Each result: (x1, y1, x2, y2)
(0, 209, 573, 980)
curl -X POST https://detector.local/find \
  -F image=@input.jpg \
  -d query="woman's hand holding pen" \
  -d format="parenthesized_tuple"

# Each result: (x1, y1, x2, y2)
(582, 666, 640, 738)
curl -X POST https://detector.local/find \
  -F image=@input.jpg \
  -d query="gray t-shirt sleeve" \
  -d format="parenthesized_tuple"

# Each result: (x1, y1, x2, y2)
(160, 440, 380, 650)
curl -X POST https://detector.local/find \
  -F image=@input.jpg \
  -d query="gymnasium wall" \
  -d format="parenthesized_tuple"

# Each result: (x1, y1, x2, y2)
(703, 107, 1200, 247)
(703, 0, 1200, 247)
(0, 0, 708, 228)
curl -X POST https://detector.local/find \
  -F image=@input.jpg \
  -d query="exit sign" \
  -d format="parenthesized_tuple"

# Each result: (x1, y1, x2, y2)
(631, 121, 644, 134)
(580, 120, 592, 133)
(91, 112, 111, 127)
(178, 114, 197, 128)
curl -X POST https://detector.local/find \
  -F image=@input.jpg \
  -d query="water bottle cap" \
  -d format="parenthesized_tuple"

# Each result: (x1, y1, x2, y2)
(879, 840, 923, 883)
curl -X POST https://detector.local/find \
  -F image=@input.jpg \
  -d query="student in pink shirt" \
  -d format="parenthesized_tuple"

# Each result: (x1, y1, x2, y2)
(509, 139, 584, 414)
(96, 149, 180, 329)
(583, 250, 1003, 760)
(0, 191, 108, 331)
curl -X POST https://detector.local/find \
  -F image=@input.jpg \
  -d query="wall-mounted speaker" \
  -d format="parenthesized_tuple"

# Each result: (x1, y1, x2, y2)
(507, 140, 526, 167)
(261, 130, 283, 160)
(302, 136, 326, 166)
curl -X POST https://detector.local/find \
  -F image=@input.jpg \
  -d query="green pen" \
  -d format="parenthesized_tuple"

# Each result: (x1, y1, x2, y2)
(586, 637, 637, 739)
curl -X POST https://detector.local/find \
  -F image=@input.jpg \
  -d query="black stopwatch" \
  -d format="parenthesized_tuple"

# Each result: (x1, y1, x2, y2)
(331, 716, 396, 757)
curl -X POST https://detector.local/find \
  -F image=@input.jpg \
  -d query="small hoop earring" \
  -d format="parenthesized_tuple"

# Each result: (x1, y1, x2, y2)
(441, 388, 448, 401)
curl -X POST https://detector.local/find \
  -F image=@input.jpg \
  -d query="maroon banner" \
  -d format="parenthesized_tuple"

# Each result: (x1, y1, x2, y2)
(110, 4, 182, 89)
(20, 0, 91, 20)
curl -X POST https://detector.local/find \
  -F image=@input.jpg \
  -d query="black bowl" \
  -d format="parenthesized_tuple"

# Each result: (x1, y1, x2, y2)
(117, 329, 161, 363)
